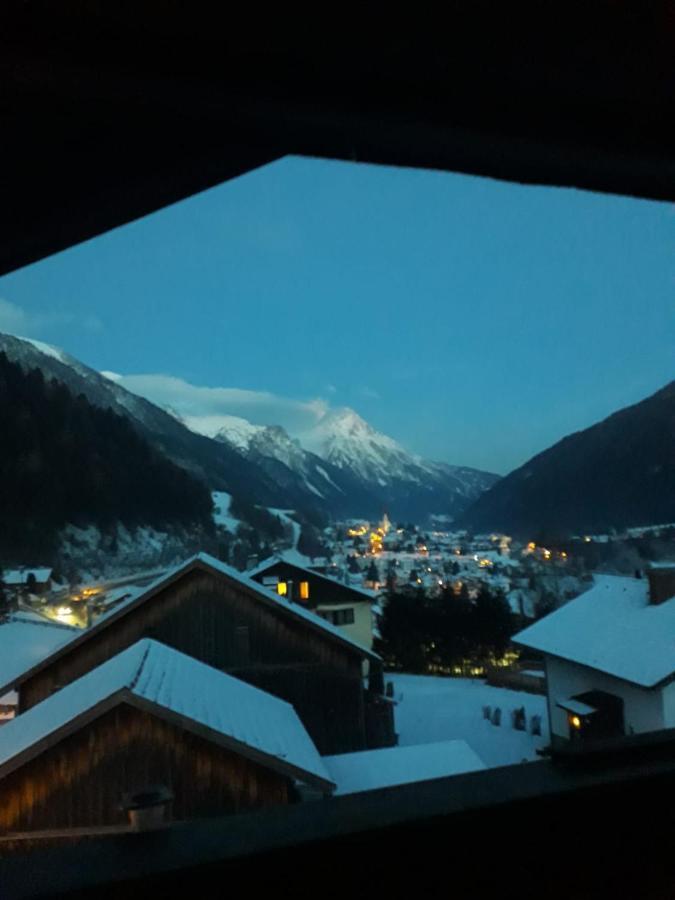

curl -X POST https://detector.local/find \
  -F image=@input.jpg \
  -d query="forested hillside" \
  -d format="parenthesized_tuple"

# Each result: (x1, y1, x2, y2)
(0, 352, 213, 562)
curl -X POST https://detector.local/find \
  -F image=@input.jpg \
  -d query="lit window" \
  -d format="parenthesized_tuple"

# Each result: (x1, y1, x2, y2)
(277, 582, 287, 596)
(299, 581, 309, 601)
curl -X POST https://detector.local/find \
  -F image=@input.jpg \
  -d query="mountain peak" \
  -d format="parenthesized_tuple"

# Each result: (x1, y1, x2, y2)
(317, 406, 374, 436)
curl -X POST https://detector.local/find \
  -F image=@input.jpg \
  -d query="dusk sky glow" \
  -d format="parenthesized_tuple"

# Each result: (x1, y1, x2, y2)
(0, 156, 672, 474)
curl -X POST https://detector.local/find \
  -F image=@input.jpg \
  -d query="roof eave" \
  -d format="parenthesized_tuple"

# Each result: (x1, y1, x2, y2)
(513, 641, 667, 691)
(3, 555, 379, 694)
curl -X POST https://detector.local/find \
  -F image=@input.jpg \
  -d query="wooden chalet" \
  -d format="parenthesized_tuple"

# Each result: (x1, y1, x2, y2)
(3, 554, 395, 754)
(0, 640, 334, 843)
(248, 558, 379, 651)
(2, 567, 53, 598)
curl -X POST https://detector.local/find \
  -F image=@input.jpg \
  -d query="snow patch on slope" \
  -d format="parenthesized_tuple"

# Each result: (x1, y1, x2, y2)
(16, 336, 68, 364)
(302, 407, 433, 484)
(184, 414, 264, 447)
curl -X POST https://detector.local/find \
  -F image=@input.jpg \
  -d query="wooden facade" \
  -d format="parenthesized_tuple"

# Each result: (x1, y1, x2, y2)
(0, 701, 292, 841)
(15, 561, 390, 754)
(250, 560, 371, 611)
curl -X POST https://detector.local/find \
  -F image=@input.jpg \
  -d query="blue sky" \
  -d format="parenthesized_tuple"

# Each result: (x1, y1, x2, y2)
(0, 156, 673, 474)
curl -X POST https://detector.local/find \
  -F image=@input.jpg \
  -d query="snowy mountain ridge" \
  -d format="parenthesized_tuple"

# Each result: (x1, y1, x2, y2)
(0, 332, 499, 522)
(301, 406, 435, 485)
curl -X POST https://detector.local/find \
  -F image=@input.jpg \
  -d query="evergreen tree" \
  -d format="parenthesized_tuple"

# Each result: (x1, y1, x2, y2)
(472, 586, 515, 658)
(366, 560, 380, 583)
(0, 352, 214, 562)
(347, 554, 361, 574)
(0, 567, 9, 623)
(297, 526, 326, 560)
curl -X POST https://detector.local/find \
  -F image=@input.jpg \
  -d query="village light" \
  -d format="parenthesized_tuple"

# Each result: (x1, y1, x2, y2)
(277, 582, 288, 596)
(570, 715, 582, 729)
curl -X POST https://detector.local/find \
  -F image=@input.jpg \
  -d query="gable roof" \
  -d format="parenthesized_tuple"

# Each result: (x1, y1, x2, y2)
(247, 556, 377, 603)
(3, 568, 52, 585)
(0, 638, 334, 792)
(323, 740, 485, 796)
(514, 575, 675, 688)
(0, 553, 379, 696)
(0, 614, 79, 697)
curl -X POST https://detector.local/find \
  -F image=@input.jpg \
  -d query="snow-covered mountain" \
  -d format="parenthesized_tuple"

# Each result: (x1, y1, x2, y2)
(302, 407, 436, 485)
(0, 333, 330, 513)
(0, 333, 498, 522)
(213, 405, 499, 521)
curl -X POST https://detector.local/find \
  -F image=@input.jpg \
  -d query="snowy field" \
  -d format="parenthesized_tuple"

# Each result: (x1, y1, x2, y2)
(390, 674, 548, 768)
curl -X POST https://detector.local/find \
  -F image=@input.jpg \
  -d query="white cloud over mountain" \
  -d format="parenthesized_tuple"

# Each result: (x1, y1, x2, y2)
(0, 298, 103, 336)
(106, 372, 329, 437)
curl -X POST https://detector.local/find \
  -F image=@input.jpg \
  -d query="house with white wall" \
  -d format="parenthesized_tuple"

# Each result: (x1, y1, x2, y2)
(513, 566, 675, 748)
(247, 557, 379, 653)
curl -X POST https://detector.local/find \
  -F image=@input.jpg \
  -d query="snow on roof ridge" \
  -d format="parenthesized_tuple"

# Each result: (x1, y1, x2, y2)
(127, 639, 152, 691)
(247, 556, 376, 602)
(0, 638, 333, 788)
(0, 552, 379, 697)
(514, 573, 675, 687)
(191, 552, 379, 658)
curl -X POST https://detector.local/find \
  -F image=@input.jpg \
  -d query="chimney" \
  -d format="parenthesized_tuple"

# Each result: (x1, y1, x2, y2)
(646, 565, 675, 605)
(123, 786, 173, 831)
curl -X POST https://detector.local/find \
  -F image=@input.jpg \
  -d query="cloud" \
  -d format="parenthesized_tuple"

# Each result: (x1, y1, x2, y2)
(83, 314, 104, 333)
(0, 298, 36, 334)
(359, 386, 381, 400)
(0, 298, 104, 337)
(111, 373, 329, 436)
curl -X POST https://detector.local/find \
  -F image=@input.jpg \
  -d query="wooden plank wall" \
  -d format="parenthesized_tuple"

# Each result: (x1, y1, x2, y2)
(234, 663, 366, 754)
(19, 569, 369, 753)
(0, 703, 290, 840)
(252, 562, 367, 610)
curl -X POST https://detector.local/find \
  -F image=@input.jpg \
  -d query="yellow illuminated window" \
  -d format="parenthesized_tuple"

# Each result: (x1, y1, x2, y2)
(299, 581, 309, 601)
(277, 581, 287, 596)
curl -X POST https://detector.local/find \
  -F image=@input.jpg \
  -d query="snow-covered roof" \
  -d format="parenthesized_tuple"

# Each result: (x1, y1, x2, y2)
(0, 639, 334, 790)
(3, 567, 52, 585)
(247, 556, 377, 603)
(1, 553, 378, 695)
(323, 740, 486, 796)
(514, 575, 675, 687)
(0, 614, 78, 694)
(507, 589, 535, 619)
(95, 584, 145, 608)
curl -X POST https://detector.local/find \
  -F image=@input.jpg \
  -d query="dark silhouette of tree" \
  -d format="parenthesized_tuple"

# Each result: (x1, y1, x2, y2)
(379, 582, 517, 673)
(297, 525, 326, 560)
(0, 567, 10, 622)
(472, 586, 514, 658)
(229, 496, 285, 541)
(0, 352, 213, 563)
